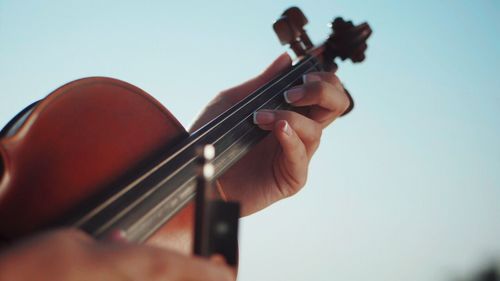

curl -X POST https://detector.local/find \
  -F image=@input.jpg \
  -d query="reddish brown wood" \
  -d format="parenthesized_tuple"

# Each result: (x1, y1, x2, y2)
(0, 77, 193, 253)
(148, 202, 195, 253)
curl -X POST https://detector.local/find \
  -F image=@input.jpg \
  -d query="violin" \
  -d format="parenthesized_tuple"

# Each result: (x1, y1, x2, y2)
(0, 7, 371, 262)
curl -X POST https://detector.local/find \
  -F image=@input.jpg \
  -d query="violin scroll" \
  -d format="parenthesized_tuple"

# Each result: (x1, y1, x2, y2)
(322, 17, 372, 70)
(273, 7, 372, 116)
(273, 7, 372, 72)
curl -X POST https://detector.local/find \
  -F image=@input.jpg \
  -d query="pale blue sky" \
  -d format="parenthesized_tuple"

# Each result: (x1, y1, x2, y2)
(1, 1, 499, 280)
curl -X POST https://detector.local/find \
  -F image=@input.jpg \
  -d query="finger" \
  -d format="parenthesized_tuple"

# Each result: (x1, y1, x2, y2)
(273, 120, 308, 195)
(178, 256, 235, 281)
(303, 72, 341, 87)
(302, 72, 355, 118)
(106, 245, 234, 281)
(274, 120, 308, 170)
(305, 72, 356, 96)
(253, 110, 322, 156)
(221, 53, 292, 103)
(303, 72, 345, 95)
(7, 228, 94, 258)
(44, 228, 93, 244)
(283, 81, 350, 124)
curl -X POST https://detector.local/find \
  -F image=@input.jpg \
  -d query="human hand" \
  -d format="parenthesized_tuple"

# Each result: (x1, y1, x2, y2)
(0, 229, 235, 281)
(190, 53, 350, 216)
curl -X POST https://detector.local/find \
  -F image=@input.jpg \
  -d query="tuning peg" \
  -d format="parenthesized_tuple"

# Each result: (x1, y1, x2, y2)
(282, 7, 308, 26)
(273, 16, 300, 46)
(273, 16, 307, 56)
(282, 7, 313, 48)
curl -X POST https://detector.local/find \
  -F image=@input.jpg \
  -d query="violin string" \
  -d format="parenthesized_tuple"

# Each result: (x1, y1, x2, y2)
(97, 56, 322, 238)
(78, 56, 321, 236)
(85, 57, 321, 238)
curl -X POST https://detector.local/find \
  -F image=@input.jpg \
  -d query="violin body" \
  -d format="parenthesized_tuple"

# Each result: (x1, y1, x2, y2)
(0, 77, 195, 252)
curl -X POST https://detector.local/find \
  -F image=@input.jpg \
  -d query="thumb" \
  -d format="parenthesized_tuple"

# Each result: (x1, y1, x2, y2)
(222, 53, 292, 102)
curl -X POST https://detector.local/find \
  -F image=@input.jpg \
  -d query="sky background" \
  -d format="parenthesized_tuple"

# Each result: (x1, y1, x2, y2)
(1, 1, 499, 280)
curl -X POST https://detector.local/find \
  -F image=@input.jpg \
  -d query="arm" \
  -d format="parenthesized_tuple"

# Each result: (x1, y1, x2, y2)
(0, 229, 234, 281)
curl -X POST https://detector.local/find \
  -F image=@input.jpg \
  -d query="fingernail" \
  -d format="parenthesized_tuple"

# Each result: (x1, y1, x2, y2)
(253, 110, 275, 125)
(303, 73, 322, 83)
(281, 120, 292, 136)
(284, 88, 305, 103)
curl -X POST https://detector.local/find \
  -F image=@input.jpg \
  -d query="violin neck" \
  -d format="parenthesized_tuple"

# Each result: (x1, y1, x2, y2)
(69, 55, 322, 242)
(195, 55, 322, 176)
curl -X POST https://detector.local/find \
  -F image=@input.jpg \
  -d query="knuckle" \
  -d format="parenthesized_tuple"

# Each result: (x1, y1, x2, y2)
(276, 110, 297, 124)
(307, 123, 322, 144)
(316, 84, 328, 101)
(294, 152, 309, 192)
(341, 92, 351, 111)
(290, 174, 308, 195)
(336, 92, 350, 116)
(331, 75, 341, 87)
(314, 81, 334, 102)
(307, 80, 324, 94)
(303, 121, 322, 150)
(276, 159, 308, 198)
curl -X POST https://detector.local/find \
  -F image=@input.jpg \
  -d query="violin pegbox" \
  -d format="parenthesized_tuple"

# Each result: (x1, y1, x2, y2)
(273, 7, 314, 57)
(273, 7, 372, 72)
(322, 17, 372, 71)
